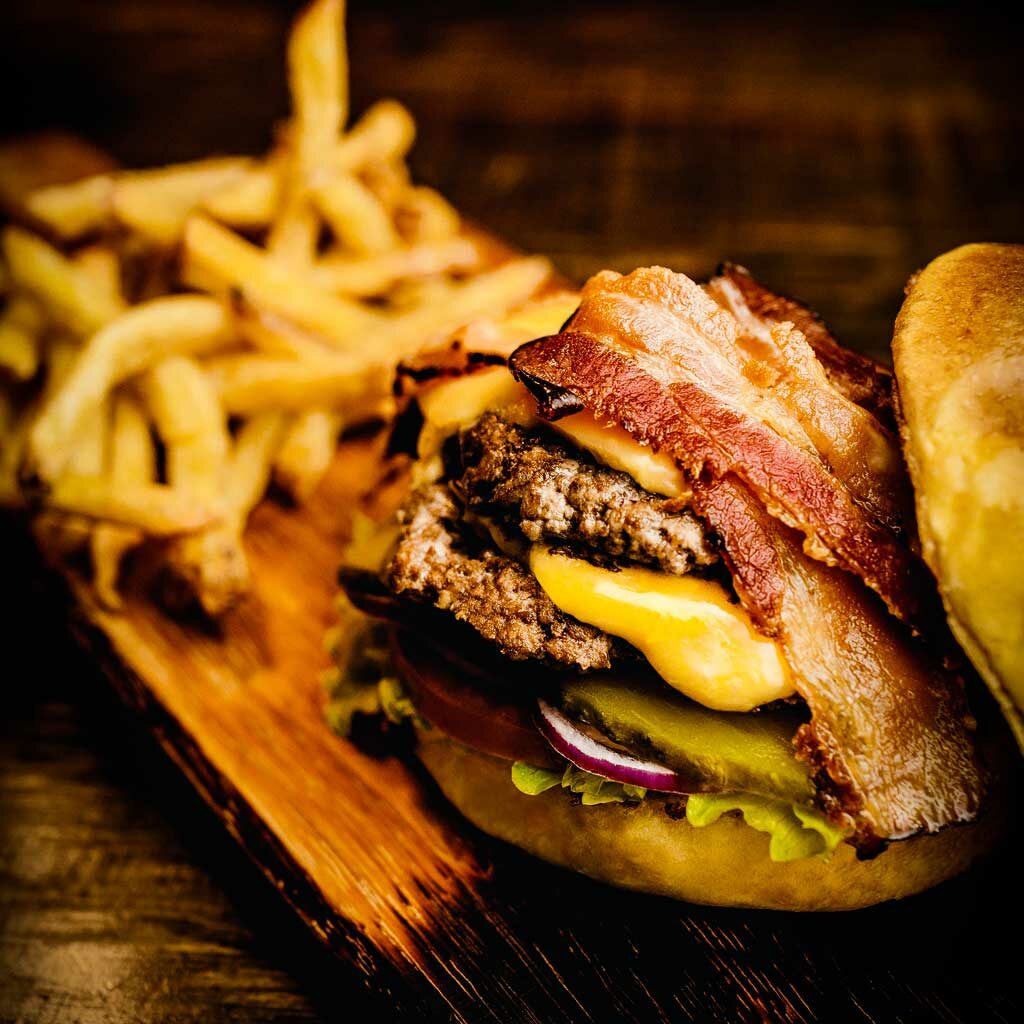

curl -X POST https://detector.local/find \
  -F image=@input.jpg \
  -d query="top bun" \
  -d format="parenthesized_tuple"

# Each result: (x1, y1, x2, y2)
(893, 243, 1024, 748)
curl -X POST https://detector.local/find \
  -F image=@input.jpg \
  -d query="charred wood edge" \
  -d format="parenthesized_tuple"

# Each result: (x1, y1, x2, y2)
(36, 551, 454, 1013)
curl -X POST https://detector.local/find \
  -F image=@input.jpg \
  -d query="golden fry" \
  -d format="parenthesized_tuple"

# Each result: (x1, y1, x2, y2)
(182, 215, 380, 345)
(0, 388, 29, 506)
(266, 198, 320, 268)
(309, 237, 481, 296)
(233, 305, 341, 363)
(111, 158, 252, 246)
(91, 394, 154, 608)
(398, 185, 461, 242)
(0, 132, 115, 220)
(314, 174, 400, 254)
(0, 294, 44, 379)
(28, 295, 233, 481)
(203, 164, 280, 228)
(72, 245, 123, 303)
(162, 412, 286, 617)
(2, 226, 123, 336)
(142, 355, 229, 496)
(46, 475, 221, 535)
(206, 352, 389, 414)
(24, 175, 113, 241)
(373, 255, 552, 357)
(331, 100, 415, 173)
(273, 408, 343, 502)
(288, 0, 348, 178)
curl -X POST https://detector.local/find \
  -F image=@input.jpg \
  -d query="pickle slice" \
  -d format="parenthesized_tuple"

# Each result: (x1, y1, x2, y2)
(558, 677, 814, 805)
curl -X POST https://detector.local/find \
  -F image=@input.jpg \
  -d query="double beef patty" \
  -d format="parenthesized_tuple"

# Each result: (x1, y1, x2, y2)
(384, 413, 717, 670)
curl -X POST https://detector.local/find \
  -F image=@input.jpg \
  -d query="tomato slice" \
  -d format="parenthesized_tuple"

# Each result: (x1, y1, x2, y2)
(391, 630, 558, 767)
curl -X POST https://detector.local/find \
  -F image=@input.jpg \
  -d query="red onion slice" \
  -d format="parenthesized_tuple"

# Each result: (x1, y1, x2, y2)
(537, 700, 696, 794)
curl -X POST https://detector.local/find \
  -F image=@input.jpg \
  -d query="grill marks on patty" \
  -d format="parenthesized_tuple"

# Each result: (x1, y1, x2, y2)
(455, 413, 717, 576)
(388, 484, 621, 670)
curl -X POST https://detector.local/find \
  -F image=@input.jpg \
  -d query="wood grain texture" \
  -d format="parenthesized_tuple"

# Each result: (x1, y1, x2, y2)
(2, 1, 1023, 1021)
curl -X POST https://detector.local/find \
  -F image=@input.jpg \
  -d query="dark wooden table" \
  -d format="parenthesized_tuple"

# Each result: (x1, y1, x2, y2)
(2, 2, 1022, 1021)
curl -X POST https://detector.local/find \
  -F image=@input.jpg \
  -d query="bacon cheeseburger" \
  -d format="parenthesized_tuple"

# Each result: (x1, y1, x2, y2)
(333, 258, 1015, 911)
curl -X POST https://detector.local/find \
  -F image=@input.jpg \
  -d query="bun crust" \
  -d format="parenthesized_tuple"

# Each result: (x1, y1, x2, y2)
(893, 243, 1024, 748)
(416, 728, 1007, 911)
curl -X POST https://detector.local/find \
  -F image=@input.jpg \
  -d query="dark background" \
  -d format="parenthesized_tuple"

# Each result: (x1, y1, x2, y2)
(2, 2, 1022, 1021)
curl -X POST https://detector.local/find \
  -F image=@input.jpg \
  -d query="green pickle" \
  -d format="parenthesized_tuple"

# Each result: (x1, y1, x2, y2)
(558, 677, 815, 805)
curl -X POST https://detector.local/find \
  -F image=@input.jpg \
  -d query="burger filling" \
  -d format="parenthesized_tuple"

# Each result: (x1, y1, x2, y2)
(334, 364, 850, 862)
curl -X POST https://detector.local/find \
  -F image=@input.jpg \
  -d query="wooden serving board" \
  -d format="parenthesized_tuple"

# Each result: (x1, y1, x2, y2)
(49, 427, 1020, 1024)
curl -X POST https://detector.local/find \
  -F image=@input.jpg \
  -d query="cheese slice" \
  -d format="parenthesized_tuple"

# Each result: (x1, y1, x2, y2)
(417, 366, 686, 497)
(530, 547, 794, 712)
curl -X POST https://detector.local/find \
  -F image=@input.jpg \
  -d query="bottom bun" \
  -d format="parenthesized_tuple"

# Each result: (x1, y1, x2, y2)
(415, 727, 1008, 911)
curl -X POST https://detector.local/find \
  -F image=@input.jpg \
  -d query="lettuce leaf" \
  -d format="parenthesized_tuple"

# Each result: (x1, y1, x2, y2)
(685, 792, 847, 862)
(511, 762, 647, 805)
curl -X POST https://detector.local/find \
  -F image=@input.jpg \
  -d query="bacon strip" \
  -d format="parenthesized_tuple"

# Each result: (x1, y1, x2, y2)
(706, 262, 894, 425)
(510, 267, 930, 624)
(692, 474, 982, 844)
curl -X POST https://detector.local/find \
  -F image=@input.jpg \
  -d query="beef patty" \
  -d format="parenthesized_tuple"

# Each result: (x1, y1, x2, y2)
(387, 484, 621, 671)
(455, 413, 716, 576)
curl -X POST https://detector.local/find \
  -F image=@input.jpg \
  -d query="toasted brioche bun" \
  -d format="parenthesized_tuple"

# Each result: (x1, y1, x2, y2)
(414, 726, 1007, 912)
(893, 243, 1024, 749)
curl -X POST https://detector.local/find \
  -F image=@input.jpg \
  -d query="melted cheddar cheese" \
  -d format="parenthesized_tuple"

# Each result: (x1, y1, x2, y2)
(530, 547, 794, 712)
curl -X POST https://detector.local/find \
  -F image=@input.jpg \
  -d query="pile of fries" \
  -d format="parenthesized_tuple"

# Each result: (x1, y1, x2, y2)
(0, 0, 551, 616)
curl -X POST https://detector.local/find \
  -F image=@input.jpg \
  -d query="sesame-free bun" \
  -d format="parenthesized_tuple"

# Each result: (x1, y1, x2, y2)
(893, 243, 1024, 749)
(415, 727, 1007, 911)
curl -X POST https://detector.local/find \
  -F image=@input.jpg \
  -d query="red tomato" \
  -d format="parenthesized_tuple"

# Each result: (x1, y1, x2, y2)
(392, 631, 558, 767)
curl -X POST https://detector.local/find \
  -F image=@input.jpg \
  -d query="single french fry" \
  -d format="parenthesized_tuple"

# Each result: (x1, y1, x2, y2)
(203, 164, 280, 228)
(28, 295, 233, 481)
(266, 197, 320, 268)
(38, 392, 112, 557)
(182, 215, 380, 346)
(360, 159, 411, 211)
(0, 132, 116, 221)
(330, 99, 415, 174)
(288, 0, 348, 180)
(111, 158, 252, 246)
(233, 305, 341, 363)
(225, 412, 288, 523)
(309, 237, 481, 296)
(0, 294, 45, 379)
(142, 355, 229, 497)
(206, 352, 389, 414)
(2, 226, 123, 336)
(45, 475, 220, 535)
(91, 394, 154, 608)
(314, 174, 400, 254)
(72, 245, 123, 304)
(459, 290, 582, 356)
(142, 356, 250, 616)
(373, 255, 552, 357)
(273, 408, 343, 502)
(24, 175, 114, 241)
(398, 185, 460, 243)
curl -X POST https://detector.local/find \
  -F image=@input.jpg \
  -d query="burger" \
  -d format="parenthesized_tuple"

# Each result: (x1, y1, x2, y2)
(331, 254, 1016, 911)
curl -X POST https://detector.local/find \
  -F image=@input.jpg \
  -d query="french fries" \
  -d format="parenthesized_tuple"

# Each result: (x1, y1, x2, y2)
(91, 395, 155, 608)
(45, 476, 220, 535)
(2, 226, 123, 335)
(28, 295, 233, 481)
(0, 294, 44, 379)
(274, 409, 343, 502)
(0, 0, 554, 617)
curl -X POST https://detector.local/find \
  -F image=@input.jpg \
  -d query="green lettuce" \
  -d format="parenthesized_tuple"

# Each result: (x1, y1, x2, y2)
(685, 792, 847, 862)
(324, 602, 423, 735)
(511, 762, 647, 805)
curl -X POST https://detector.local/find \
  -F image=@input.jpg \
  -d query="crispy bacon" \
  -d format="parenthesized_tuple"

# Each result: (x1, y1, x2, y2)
(510, 267, 930, 626)
(707, 262, 894, 426)
(692, 475, 982, 845)
(508, 264, 983, 843)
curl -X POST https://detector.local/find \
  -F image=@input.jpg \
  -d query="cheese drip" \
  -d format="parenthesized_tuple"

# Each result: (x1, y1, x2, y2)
(530, 547, 795, 712)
